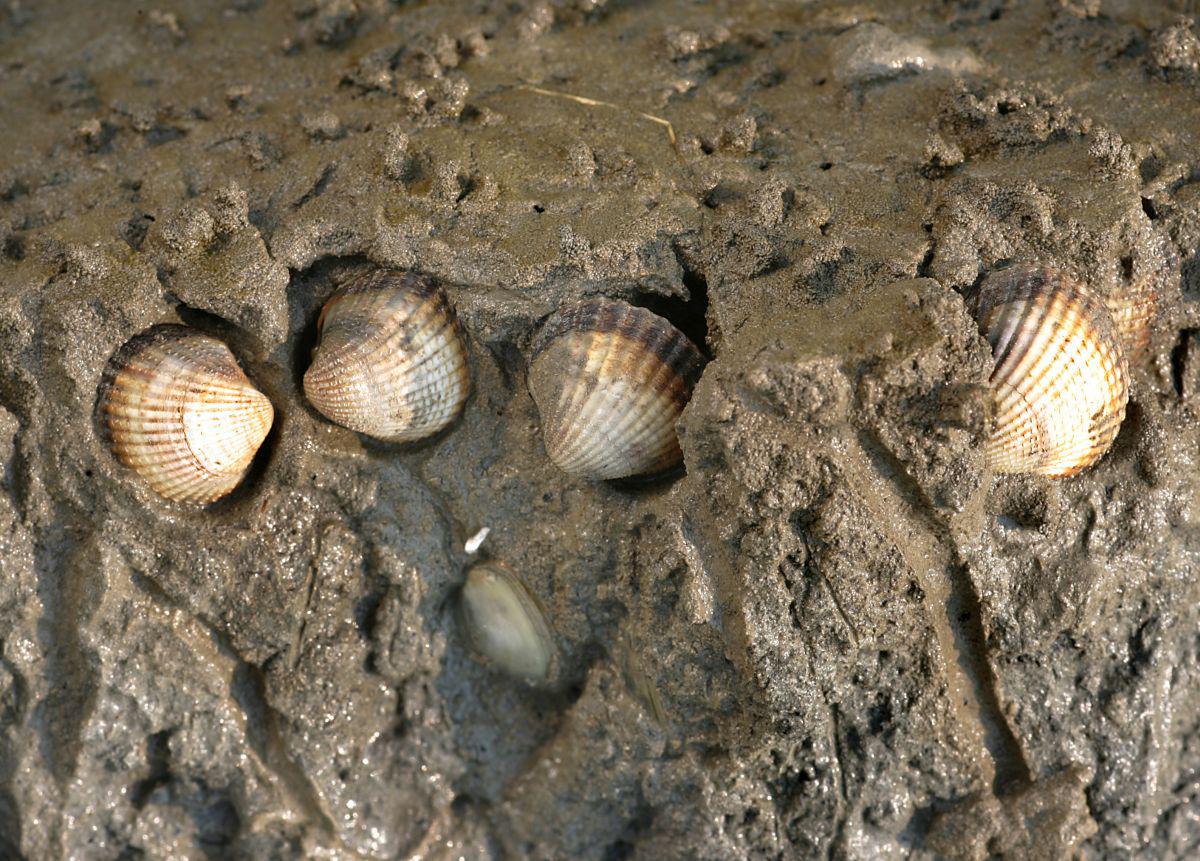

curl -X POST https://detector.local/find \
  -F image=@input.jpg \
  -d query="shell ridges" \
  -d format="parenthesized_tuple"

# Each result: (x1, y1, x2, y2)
(970, 265, 1129, 478)
(99, 325, 274, 505)
(528, 298, 703, 481)
(303, 269, 471, 442)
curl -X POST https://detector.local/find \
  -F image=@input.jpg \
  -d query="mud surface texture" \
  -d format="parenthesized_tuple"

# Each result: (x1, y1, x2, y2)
(2, 1, 1200, 859)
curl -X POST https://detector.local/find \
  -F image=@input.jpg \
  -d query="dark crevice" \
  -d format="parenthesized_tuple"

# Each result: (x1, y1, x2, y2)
(1141, 197, 1158, 221)
(2, 233, 26, 261)
(916, 242, 936, 279)
(635, 247, 713, 359)
(130, 730, 174, 808)
(292, 164, 336, 210)
(119, 213, 155, 251)
(144, 125, 186, 146)
(1171, 329, 1198, 399)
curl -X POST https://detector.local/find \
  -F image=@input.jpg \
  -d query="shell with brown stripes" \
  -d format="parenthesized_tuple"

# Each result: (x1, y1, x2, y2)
(528, 298, 703, 480)
(304, 270, 471, 442)
(99, 325, 275, 504)
(969, 266, 1129, 478)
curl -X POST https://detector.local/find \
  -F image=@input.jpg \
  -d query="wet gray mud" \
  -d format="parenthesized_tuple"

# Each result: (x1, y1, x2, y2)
(2, 1, 1200, 858)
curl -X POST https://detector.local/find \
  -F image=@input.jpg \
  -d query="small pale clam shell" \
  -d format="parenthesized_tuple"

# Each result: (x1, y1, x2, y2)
(303, 270, 470, 442)
(969, 266, 1129, 478)
(528, 299, 703, 481)
(99, 325, 275, 504)
(458, 562, 556, 683)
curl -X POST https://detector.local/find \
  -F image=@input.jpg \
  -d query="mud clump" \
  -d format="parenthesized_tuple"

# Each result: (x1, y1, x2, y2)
(2, 1, 1200, 859)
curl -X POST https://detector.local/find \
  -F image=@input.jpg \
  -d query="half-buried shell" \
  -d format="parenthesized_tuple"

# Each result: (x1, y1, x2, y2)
(303, 269, 470, 442)
(1104, 233, 1177, 359)
(458, 562, 556, 683)
(99, 325, 275, 504)
(527, 298, 703, 480)
(968, 265, 1129, 478)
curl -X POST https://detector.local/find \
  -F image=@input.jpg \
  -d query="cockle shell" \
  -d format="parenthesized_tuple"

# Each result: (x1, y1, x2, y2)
(1104, 235, 1178, 359)
(458, 562, 556, 683)
(303, 270, 470, 442)
(527, 298, 703, 481)
(99, 325, 275, 504)
(968, 266, 1129, 478)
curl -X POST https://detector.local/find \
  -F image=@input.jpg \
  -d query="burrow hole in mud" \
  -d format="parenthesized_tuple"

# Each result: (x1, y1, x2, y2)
(1171, 329, 1200, 398)
(2, 234, 26, 261)
(631, 265, 713, 361)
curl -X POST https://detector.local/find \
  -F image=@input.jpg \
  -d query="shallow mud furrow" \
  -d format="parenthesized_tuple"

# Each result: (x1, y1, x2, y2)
(837, 429, 1031, 794)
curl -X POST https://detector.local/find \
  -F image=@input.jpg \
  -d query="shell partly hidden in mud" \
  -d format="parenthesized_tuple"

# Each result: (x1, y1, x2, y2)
(303, 269, 470, 442)
(968, 265, 1129, 478)
(527, 298, 704, 481)
(1104, 235, 1177, 359)
(458, 562, 556, 683)
(99, 325, 275, 505)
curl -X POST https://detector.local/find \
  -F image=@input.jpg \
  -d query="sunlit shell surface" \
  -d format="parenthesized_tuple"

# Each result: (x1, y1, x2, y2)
(99, 325, 275, 504)
(528, 299, 703, 481)
(303, 270, 470, 442)
(459, 563, 556, 683)
(969, 266, 1129, 478)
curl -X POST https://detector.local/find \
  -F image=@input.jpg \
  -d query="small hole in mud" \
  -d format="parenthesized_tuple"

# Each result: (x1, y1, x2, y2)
(1120, 256, 1134, 282)
(819, 161, 832, 171)
(2, 234, 25, 261)
(532, 203, 545, 213)
(701, 182, 739, 208)
(989, 8, 1002, 20)
(1171, 329, 1199, 398)
(814, 77, 826, 86)
(1141, 197, 1158, 220)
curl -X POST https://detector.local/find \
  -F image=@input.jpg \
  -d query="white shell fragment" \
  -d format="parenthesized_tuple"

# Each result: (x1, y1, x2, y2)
(458, 563, 556, 683)
(304, 269, 471, 442)
(968, 265, 1129, 478)
(527, 298, 703, 481)
(464, 526, 490, 555)
(99, 325, 275, 505)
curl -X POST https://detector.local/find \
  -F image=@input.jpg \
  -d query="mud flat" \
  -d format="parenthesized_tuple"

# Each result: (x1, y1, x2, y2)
(2, 1, 1200, 858)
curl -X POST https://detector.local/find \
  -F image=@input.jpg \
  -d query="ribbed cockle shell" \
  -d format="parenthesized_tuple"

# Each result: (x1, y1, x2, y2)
(99, 325, 275, 504)
(303, 270, 470, 442)
(458, 562, 556, 683)
(528, 299, 703, 481)
(969, 266, 1129, 478)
